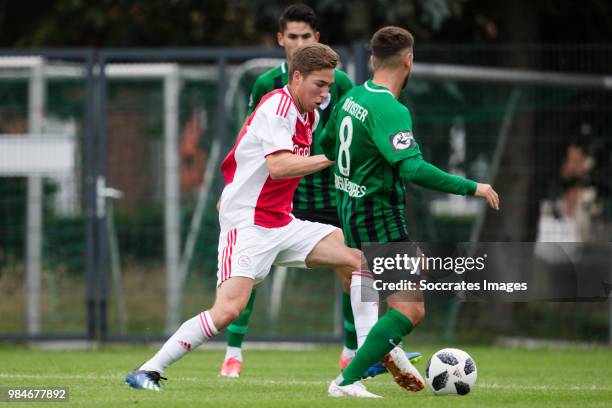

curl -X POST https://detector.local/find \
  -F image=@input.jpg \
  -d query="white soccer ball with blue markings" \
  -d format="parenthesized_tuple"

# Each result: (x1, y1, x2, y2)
(425, 348, 477, 396)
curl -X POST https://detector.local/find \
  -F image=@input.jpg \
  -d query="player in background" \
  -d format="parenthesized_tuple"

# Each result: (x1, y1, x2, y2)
(322, 27, 500, 397)
(125, 44, 380, 397)
(220, 4, 419, 378)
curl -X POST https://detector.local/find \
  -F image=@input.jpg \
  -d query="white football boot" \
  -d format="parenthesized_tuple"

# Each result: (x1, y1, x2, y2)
(328, 380, 382, 398)
(382, 346, 425, 392)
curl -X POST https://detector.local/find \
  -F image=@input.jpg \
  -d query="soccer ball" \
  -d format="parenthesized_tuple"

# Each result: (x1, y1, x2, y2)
(425, 348, 477, 396)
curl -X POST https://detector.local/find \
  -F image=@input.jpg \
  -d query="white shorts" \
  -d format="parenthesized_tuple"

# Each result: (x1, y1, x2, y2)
(216, 218, 338, 287)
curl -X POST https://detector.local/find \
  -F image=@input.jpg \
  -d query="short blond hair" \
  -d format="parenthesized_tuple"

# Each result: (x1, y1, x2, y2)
(289, 43, 339, 82)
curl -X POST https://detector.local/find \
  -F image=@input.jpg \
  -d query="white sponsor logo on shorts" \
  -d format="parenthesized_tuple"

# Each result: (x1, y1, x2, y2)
(238, 255, 252, 268)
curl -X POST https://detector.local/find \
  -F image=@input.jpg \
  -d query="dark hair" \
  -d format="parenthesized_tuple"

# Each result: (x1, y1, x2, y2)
(278, 4, 317, 32)
(370, 26, 414, 61)
(289, 43, 339, 82)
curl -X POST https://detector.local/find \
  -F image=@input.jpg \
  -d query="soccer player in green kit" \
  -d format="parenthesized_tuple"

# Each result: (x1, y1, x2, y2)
(220, 4, 379, 378)
(323, 26, 500, 398)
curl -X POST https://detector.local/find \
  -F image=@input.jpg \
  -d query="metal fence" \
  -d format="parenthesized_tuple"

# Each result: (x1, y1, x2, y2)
(0, 44, 610, 344)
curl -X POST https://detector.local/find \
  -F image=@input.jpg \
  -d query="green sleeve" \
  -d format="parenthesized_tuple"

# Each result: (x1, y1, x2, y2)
(246, 77, 267, 116)
(399, 154, 477, 195)
(370, 104, 421, 165)
(320, 103, 340, 161)
(336, 70, 354, 96)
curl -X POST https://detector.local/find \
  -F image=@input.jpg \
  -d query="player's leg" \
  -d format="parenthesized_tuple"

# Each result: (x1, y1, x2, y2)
(220, 289, 257, 377)
(277, 223, 382, 397)
(303, 228, 359, 269)
(276, 223, 379, 349)
(217, 226, 286, 377)
(127, 226, 270, 391)
(379, 299, 425, 390)
(126, 277, 254, 391)
(336, 297, 425, 391)
(333, 293, 425, 392)
(141, 277, 254, 371)
(335, 262, 378, 370)
(317, 234, 421, 373)
(331, 242, 426, 395)
(336, 277, 358, 368)
(353, 275, 422, 379)
(294, 207, 360, 364)
(305, 229, 380, 352)
(226, 291, 256, 349)
(315, 241, 421, 369)
(208, 277, 256, 329)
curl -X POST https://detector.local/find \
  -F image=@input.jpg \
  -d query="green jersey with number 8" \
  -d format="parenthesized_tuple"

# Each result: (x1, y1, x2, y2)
(321, 80, 422, 248)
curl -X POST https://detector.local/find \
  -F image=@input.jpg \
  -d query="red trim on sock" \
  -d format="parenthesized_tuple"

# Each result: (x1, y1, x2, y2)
(202, 312, 216, 337)
(199, 312, 212, 337)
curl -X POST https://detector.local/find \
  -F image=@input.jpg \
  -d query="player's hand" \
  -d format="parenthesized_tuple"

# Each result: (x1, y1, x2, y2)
(216, 197, 221, 212)
(474, 183, 499, 210)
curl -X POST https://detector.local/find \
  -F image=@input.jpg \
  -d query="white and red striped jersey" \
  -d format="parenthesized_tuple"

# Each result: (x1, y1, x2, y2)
(219, 86, 319, 229)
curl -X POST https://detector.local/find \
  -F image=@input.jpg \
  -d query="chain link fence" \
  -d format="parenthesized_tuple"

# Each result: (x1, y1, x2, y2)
(0, 45, 610, 344)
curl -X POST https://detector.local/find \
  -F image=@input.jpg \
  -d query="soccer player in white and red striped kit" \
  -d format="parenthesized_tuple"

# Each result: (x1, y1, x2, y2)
(125, 43, 382, 397)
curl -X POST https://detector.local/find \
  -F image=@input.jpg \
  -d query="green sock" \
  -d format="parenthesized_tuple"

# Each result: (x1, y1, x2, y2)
(340, 308, 414, 385)
(342, 291, 358, 350)
(226, 289, 257, 348)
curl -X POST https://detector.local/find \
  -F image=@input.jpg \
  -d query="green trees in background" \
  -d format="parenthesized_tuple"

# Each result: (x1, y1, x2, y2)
(1, 0, 610, 47)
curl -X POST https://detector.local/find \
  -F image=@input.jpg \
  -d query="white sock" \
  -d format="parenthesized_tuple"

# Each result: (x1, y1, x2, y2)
(224, 346, 243, 362)
(334, 373, 345, 386)
(350, 272, 379, 349)
(140, 311, 218, 373)
(341, 346, 356, 358)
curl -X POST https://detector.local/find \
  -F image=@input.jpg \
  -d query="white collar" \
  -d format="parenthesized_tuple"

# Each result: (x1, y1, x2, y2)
(364, 81, 394, 96)
(282, 86, 308, 124)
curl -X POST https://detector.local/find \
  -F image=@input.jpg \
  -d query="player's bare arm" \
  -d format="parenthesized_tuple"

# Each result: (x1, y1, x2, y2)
(266, 151, 333, 179)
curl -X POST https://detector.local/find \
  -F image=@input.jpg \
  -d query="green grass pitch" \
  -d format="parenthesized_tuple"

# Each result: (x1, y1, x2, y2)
(1, 344, 611, 407)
